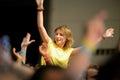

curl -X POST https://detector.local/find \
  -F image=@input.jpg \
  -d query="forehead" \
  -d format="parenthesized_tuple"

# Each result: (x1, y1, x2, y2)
(55, 29, 64, 34)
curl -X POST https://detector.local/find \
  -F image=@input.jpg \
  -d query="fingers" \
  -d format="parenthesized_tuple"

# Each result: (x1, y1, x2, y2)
(12, 48, 18, 57)
(38, 42, 48, 56)
(22, 37, 26, 43)
(13, 48, 16, 54)
(104, 27, 114, 38)
(29, 40, 35, 44)
(108, 28, 114, 35)
(108, 27, 114, 31)
(95, 10, 108, 20)
(38, 45, 43, 54)
(25, 33, 35, 43)
(39, 45, 42, 51)
(26, 33, 31, 41)
(35, 0, 39, 5)
(36, 0, 44, 9)
(39, 44, 45, 52)
(21, 33, 35, 46)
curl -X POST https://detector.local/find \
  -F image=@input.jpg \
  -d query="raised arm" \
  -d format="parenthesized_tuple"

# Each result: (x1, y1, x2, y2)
(65, 10, 111, 80)
(13, 33, 35, 64)
(36, 0, 50, 43)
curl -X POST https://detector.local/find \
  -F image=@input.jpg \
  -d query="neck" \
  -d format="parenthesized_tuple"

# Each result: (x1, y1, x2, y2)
(58, 44, 64, 48)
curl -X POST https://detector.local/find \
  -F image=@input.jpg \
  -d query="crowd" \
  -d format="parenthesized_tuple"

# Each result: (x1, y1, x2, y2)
(0, 0, 118, 80)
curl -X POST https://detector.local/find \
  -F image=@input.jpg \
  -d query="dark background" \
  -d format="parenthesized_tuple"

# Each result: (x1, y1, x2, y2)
(0, 0, 50, 66)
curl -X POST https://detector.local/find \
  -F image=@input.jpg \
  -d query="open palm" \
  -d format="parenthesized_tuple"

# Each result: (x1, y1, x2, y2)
(104, 28, 114, 38)
(21, 33, 35, 48)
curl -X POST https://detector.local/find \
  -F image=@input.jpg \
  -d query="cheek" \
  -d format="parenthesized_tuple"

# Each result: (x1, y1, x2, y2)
(54, 36, 56, 40)
(61, 36, 66, 41)
(54, 36, 58, 40)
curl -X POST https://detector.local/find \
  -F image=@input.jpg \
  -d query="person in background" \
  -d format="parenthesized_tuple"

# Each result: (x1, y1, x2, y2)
(96, 37, 120, 80)
(63, 10, 114, 80)
(86, 64, 99, 80)
(12, 33, 35, 65)
(12, 33, 35, 80)
(0, 34, 34, 80)
(30, 65, 65, 80)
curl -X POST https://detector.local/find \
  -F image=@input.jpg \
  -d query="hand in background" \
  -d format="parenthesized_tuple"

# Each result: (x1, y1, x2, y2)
(21, 33, 35, 51)
(13, 33, 35, 64)
(103, 28, 114, 38)
(12, 48, 23, 64)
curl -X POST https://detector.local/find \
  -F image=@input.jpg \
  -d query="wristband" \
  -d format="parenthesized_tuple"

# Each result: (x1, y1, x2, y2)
(17, 50, 26, 55)
(80, 38, 97, 59)
(43, 54, 50, 62)
(82, 38, 96, 52)
(37, 8, 44, 12)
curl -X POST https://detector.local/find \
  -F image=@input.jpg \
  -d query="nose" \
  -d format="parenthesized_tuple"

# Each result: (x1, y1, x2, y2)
(56, 34, 60, 37)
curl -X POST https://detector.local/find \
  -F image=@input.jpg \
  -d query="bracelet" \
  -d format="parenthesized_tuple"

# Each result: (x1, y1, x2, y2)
(80, 38, 97, 59)
(17, 50, 26, 55)
(82, 38, 96, 51)
(37, 8, 44, 12)
(43, 54, 50, 62)
(80, 46, 92, 60)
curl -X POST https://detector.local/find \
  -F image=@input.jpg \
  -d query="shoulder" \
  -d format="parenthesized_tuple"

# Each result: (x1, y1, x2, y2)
(71, 47, 81, 55)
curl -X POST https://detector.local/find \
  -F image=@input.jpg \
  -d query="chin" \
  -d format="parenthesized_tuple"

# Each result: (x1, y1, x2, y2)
(56, 42, 61, 45)
(56, 42, 62, 45)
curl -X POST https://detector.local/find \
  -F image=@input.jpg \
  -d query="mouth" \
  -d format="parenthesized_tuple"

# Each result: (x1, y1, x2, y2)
(56, 38, 61, 41)
(56, 39, 62, 43)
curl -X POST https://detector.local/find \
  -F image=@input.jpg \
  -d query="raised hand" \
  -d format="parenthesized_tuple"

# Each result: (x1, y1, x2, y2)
(39, 42, 48, 56)
(21, 33, 35, 50)
(35, 0, 44, 9)
(13, 48, 23, 64)
(103, 28, 114, 38)
(94, 10, 108, 21)
(84, 10, 108, 46)
(13, 33, 35, 64)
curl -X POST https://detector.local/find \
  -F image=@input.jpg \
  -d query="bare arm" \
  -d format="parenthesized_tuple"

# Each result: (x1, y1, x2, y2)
(65, 10, 111, 80)
(36, 0, 50, 43)
(71, 47, 81, 56)
(39, 42, 51, 65)
(13, 33, 35, 64)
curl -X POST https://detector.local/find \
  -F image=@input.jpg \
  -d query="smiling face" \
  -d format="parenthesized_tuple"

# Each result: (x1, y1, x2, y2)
(54, 29, 66, 48)
(54, 25, 74, 49)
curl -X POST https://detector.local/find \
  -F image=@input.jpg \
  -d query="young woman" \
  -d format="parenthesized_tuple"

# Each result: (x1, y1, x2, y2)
(35, 0, 78, 68)
(35, 0, 114, 69)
